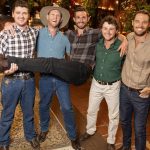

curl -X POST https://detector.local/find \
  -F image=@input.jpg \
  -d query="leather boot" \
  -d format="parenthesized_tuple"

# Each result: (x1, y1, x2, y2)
(71, 138, 81, 150)
(29, 136, 40, 150)
(79, 132, 94, 141)
(0, 145, 9, 150)
(107, 143, 116, 150)
(37, 131, 48, 143)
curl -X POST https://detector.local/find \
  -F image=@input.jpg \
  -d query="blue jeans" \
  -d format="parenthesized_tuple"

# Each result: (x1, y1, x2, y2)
(0, 77, 36, 146)
(39, 75, 77, 140)
(120, 83, 150, 150)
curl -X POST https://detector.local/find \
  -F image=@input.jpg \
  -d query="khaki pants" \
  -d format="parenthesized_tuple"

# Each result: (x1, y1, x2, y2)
(86, 77, 120, 144)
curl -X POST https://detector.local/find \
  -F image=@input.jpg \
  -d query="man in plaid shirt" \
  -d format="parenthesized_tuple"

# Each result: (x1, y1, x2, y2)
(0, 0, 40, 150)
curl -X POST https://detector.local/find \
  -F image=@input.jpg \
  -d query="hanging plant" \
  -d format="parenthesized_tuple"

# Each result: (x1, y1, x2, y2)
(82, 0, 100, 27)
(120, 0, 150, 32)
(59, 0, 70, 9)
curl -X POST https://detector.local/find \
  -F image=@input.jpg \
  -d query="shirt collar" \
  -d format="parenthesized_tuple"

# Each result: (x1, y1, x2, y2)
(130, 32, 150, 43)
(100, 37, 119, 49)
(74, 26, 90, 35)
(46, 27, 59, 37)
(14, 25, 30, 33)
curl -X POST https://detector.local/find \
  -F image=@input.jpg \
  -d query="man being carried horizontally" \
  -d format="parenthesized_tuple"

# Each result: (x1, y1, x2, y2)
(0, 55, 91, 85)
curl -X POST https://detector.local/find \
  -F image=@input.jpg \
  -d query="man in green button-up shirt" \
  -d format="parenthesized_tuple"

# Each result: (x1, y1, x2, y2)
(80, 16, 124, 150)
(94, 38, 122, 83)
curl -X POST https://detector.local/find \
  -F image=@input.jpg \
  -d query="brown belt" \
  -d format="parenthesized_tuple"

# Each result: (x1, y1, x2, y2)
(5, 73, 34, 80)
(122, 82, 142, 93)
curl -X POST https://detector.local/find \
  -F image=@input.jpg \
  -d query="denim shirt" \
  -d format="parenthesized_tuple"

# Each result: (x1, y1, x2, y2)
(37, 27, 70, 59)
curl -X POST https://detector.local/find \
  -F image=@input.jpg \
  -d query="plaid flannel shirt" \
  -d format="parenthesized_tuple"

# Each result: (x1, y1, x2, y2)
(65, 28, 101, 67)
(0, 26, 38, 76)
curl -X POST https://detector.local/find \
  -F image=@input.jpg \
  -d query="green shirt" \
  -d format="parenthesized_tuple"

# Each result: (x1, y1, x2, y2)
(94, 38, 123, 82)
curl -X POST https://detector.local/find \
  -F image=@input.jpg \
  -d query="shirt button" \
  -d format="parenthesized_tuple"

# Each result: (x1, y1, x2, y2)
(101, 67, 103, 69)
(105, 52, 107, 55)
(100, 74, 102, 76)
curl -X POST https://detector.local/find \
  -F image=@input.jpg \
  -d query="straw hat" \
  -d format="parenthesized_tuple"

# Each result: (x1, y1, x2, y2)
(40, 6, 70, 28)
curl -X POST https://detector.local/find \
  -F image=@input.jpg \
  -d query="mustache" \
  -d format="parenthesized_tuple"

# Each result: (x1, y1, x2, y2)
(77, 22, 85, 23)
(136, 27, 145, 29)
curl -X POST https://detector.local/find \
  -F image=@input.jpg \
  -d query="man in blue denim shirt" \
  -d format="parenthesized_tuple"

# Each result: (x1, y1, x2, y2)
(36, 6, 81, 150)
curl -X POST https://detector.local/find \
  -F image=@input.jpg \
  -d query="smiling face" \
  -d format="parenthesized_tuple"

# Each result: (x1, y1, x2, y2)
(46, 9, 62, 28)
(12, 6, 29, 28)
(101, 22, 118, 42)
(73, 11, 90, 29)
(132, 13, 150, 36)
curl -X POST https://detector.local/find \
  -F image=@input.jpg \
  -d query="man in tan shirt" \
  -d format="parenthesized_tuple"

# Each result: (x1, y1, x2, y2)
(118, 10, 150, 150)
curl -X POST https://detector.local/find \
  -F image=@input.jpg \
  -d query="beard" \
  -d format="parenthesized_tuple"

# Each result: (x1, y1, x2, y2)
(75, 22, 87, 29)
(134, 28, 147, 36)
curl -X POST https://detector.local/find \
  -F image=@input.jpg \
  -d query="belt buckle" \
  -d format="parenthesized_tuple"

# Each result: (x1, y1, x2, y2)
(99, 80, 106, 85)
(100, 81, 103, 85)
(23, 75, 28, 80)
(22, 74, 31, 80)
(102, 81, 105, 85)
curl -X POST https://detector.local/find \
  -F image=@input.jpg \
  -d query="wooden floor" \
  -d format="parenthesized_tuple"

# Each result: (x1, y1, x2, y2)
(72, 80, 150, 150)
(52, 79, 150, 150)
(52, 95, 107, 150)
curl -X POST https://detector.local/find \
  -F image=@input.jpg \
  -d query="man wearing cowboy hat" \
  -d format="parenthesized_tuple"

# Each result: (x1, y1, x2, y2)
(36, 5, 81, 150)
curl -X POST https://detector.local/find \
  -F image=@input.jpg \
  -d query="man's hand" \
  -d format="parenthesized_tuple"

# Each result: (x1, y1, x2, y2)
(139, 87, 150, 98)
(4, 63, 18, 75)
(33, 25, 43, 30)
(118, 34, 128, 57)
(3, 22, 16, 36)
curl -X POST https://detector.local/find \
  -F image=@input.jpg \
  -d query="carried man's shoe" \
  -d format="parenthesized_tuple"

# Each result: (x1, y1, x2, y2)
(37, 131, 48, 143)
(0, 145, 9, 150)
(79, 132, 94, 141)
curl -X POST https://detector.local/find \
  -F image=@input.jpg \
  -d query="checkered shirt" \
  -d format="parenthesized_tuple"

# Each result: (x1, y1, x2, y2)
(65, 28, 101, 67)
(0, 26, 38, 76)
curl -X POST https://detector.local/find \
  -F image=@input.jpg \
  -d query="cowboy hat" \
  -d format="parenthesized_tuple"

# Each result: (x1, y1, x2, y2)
(40, 6, 70, 28)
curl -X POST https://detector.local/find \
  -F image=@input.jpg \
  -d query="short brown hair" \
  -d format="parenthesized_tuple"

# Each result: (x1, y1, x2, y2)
(74, 7, 89, 17)
(12, 0, 30, 13)
(100, 15, 120, 30)
(133, 10, 150, 22)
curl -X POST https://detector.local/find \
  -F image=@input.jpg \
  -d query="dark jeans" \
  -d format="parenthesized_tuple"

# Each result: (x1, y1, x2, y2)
(120, 83, 150, 150)
(7, 56, 92, 85)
